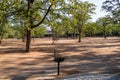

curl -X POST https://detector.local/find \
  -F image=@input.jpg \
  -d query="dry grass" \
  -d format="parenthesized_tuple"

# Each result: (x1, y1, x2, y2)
(0, 37, 120, 80)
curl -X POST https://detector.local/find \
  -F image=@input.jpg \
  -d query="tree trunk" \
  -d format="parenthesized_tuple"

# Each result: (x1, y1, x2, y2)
(104, 26, 107, 39)
(0, 36, 2, 44)
(22, 36, 25, 42)
(22, 32, 26, 42)
(0, 39, 1, 44)
(78, 28, 82, 42)
(66, 31, 69, 38)
(26, 29, 31, 52)
(25, 0, 51, 52)
(78, 31, 81, 42)
(52, 32, 56, 45)
(73, 31, 75, 39)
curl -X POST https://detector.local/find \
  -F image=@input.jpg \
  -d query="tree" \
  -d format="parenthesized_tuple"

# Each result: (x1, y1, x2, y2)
(0, 0, 11, 44)
(69, 1, 96, 42)
(62, 17, 77, 38)
(102, 0, 120, 38)
(102, 0, 120, 21)
(24, 0, 51, 52)
(32, 27, 47, 38)
(0, 24, 14, 44)
(11, 17, 26, 41)
(102, 0, 120, 25)
(113, 24, 120, 37)
(9, 0, 64, 52)
(96, 15, 113, 38)
(45, 0, 69, 44)
(102, 0, 120, 11)
(83, 22, 98, 37)
(103, 0, 120, 22)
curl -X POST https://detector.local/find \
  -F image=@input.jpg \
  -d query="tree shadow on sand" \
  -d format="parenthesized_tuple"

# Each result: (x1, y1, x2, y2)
(11, 75, 28, 80)
(0, 38, 120, 79)
(7, 52, 120, 80)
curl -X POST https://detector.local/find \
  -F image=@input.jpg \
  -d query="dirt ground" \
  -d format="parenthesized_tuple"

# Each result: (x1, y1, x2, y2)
(0, 37, 120, 80)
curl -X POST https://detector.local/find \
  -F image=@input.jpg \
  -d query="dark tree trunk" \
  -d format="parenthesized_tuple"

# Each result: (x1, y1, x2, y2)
(26, 29, 31, 52)
(72, 32, 75, 39)
(104, 35, 107, 39)
(104, 26, 107, 39)
(0, 40, 1, 44)
(66, 31, 69, 38)
(52, 31, 57, 45)
(22, 32, 26, 42)
(78, 28, 82, 42)
(78, 31, 81, 42)
(22, 36, 25, 42)
(118, 34, 120, 38)
(0, 36, 2, 44)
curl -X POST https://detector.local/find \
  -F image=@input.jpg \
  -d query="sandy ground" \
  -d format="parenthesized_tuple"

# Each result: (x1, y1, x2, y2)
(0, 37, 120, 80)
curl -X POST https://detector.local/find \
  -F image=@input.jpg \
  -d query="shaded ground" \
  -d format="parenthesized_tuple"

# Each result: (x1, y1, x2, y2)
(0, 37, 120, 80)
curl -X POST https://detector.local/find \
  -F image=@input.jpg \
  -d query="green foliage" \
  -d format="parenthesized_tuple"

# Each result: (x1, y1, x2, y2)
(0, 26, 14, 39)
(1, 0, 120, 43)
(112, 24, 120, 36)
(96, 15, 115, 37)
(69, 1, 96, 41)
(82, 21, 116, 37)
(69, 1, 96, 26)
(32, 27, 47, 38)
(83, 22, 98, 37)
(102, 0, 120, 35)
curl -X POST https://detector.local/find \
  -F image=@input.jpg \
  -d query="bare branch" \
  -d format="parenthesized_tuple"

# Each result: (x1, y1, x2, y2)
(32, 4, 52, 28)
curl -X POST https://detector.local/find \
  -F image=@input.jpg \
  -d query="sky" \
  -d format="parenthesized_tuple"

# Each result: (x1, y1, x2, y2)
(82, 0, 108, 22)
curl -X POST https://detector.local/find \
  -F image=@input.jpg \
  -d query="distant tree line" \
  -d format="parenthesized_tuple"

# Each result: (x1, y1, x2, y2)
(0, 0, 120, 52)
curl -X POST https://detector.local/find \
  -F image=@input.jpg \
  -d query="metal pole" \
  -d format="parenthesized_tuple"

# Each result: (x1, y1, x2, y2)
(57, 62, 60, 75)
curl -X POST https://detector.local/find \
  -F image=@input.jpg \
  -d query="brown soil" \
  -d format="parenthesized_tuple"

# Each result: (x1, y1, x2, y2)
(0, 37, 120, 80)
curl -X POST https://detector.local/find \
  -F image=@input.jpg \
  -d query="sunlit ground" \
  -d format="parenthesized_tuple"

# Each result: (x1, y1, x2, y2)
(0, 37, 120, 80)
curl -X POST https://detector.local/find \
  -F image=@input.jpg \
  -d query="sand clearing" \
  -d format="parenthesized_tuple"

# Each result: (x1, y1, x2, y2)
(0, 37, 120, 80)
